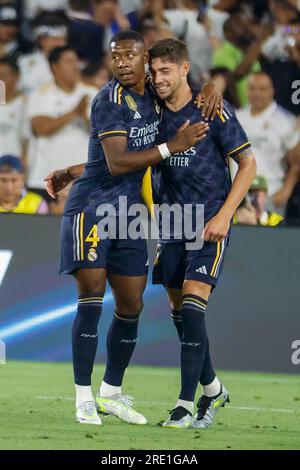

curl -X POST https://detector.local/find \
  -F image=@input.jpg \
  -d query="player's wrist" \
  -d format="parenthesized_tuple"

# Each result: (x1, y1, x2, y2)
(218, 206, 235, 221)
(157, 143, 171, 160)
(166, 138, 179, 155)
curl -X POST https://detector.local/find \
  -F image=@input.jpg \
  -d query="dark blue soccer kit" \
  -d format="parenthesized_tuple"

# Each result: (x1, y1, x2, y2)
(152, 94, 251, 289)
(60, 79, 161, 276)
(60, 82, 251, 290)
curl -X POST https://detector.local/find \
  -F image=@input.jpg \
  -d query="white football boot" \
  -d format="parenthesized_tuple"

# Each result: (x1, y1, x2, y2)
(96, 394, 147, 425)
(76, 401, 102, 425)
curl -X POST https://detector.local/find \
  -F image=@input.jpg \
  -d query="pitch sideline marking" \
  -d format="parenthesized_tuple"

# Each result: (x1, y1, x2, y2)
(34, 396, 296, 413)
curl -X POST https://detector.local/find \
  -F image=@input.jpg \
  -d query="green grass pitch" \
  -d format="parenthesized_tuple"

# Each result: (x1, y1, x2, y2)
(0, 361, 299, 450)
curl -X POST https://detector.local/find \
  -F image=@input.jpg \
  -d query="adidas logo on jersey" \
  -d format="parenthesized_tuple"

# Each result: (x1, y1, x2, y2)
(133, 111, 141, 119)
(195, 266, 207, 274)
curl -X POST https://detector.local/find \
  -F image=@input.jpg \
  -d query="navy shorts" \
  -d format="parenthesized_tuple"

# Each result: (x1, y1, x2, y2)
(60, 213, 148, 276)
(152, 239, 228, 290)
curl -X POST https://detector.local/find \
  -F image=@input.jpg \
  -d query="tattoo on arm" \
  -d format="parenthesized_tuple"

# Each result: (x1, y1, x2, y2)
(231, 148, 254, 163)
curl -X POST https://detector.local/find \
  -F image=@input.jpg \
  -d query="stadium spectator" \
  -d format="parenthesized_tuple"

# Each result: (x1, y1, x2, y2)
(0, 154, 48, 213)
(210, 66, 240, 108)
(261, 0, 300, 115)
(92, 0, 130, 47)
(18, 10, 69, 95)
(139, 22, 162, 50)
(23, 0, 69, 19)
(68, 0, 106, 64)
(234, 175, 284, 227)
(0, 0, 298, 227)
(0, 57, 29, 163)
(0, 2, 30, 60)
(129, 0, 170, 31)
(27, 46, 97, 198)
(201, 0, 230, 51)
(119, 0, 143, 15)
(237, 72, 300, 212)
(138, 20, 174, 50)
(164, 0, 213, 85)
(212, 12, 269, 107)
(262, 0, 300, 62)
(81, 61, 110, 89)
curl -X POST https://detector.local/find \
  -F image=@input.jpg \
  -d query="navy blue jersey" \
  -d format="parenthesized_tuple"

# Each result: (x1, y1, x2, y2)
(152, 94, 251, 241)
(64, 78, 161, 216)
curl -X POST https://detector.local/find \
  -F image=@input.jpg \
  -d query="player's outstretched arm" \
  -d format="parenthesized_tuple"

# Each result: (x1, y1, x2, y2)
(102, 121, 209, 176)
(203, 149, 257, 243)
(44, 163, 86, 199)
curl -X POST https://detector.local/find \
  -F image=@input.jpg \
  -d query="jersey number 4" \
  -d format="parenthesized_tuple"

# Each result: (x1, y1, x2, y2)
(85, 225, 100, 248)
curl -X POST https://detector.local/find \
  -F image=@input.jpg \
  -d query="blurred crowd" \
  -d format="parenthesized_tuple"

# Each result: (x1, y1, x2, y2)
(0, 0, 300, 226)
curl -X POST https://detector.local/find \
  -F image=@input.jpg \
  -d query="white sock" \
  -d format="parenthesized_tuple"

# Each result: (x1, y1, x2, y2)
(176, 399, 194, 414)
(75, 385, 94, 408)
(99, 381, 122, 398)
(203, 377, 221, 397)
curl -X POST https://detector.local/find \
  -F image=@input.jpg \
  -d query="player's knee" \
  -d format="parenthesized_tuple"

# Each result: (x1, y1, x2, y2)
(76, 278, 105, 296)
(117, 298, 144, 317)
(183, 280, 211, 300)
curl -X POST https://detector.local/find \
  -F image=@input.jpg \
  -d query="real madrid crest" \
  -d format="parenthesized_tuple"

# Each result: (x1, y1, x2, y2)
(88, 248, 98, 262)
(125, 95, 137, 113)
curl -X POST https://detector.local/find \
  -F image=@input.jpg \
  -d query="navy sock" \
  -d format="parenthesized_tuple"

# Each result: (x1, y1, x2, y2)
(171, 308, 216, 387)
(72, 293, 103, 386)
(179, 295, 208, 402)
(171, 309, 183, 341)
(200, 340, 216, 386)
(103, 312, 139, 387)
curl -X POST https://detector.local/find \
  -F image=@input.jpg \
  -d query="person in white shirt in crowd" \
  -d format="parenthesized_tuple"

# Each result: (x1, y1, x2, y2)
(0, 58, 29, 165)
(23, 0, 69, 19)
(237, 71, 300, 212)
(18, 10, 69, 95)
(164, 0, 213, 85)
(262, 0, 300, 62)
(27, 46, 98, 198)
(203, 0, 231, 49)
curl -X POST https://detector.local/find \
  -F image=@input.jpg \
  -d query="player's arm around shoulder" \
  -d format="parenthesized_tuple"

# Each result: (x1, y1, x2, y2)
(96, 86, 209, 176)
